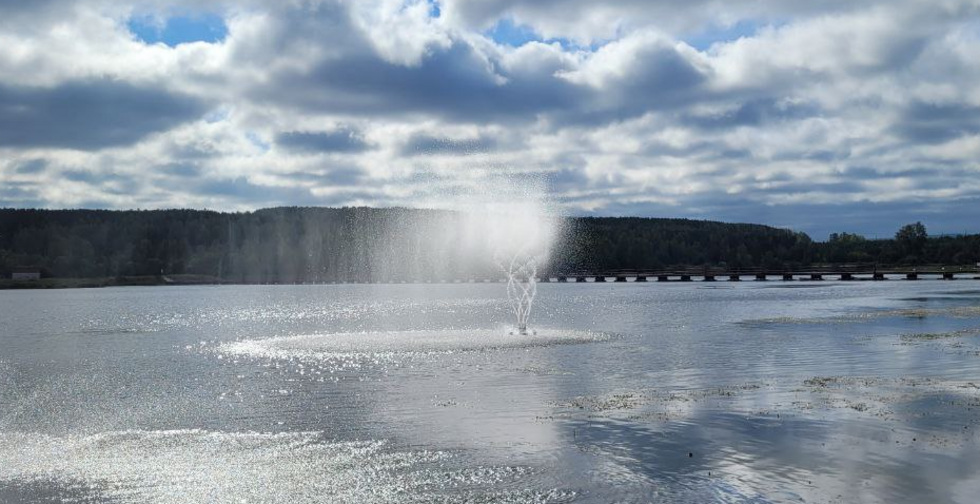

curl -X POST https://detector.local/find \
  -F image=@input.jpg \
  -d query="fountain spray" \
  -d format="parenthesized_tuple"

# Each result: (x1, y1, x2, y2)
(418, 171, 558, 335)
(498, 249, 539, 336)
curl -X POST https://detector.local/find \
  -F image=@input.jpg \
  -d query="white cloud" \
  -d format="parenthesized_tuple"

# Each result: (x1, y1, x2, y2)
(1, 0, 979, 236)
(349, 0, 452, 66)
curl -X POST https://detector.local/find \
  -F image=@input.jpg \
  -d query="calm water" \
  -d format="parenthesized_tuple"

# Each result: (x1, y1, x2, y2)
(2, 281, 980, 503)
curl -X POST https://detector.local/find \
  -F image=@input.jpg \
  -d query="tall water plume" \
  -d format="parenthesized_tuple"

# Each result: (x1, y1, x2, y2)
(427, 173, 558, 335)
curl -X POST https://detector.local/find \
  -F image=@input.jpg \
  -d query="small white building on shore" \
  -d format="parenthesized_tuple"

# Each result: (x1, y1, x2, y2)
(11, 268, 41, 280)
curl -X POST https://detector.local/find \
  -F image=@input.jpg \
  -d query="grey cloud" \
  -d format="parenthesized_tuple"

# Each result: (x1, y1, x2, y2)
(281, 166, 369, 186)
(840, 166, 974, 180)
(711, 148, 755, 160)
(892, 101, 980, 144)
(62, 170, 97, 183)
(618, 45, 706, 99)
(545, 49, 714, 126)
(14, 159, 48, 174)
(839, 165, 977, 193)
(0, 0, 54, 8)
(276, 129, 370, 153)
(191, 177, 317, 205)
(548, 167, 590, 188)
(546, 166, 621, 193)
(169, 142, 220, 160)
(857, 33, 930, 75)
(243, 8, 586, 123)
(551, 44, 723, 126)
(402, 134, 497, 156)
(61, 169, 139, 195)
(781, 150, 850, 163)
(227, 1, 361, 64)
(192, 177, 371, 207)
(0, 80, 205, 150)
(640, 140, 754, 160)
(281, 42, 582, 121)
(321, 167, 368, 186)
(161, 163, 203, 178)
(0, 0, 60, 20)
(74, 199, 116, 209)
(199, 177, 287, 200)
(682, 99, 822, 130)
(62, 170, 128, 185)
(754, 181, 865, 195)
(0, 183, 42, 207)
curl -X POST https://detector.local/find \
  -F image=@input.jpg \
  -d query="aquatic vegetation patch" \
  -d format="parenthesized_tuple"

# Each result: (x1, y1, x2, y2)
(799, 375, 980, 440)
(802, 376, 885, 388)
(555, 393, 644, 412)
(803, 376, 843, 388)
(550, 383, 766, 417)
(899, 328, 980, 342)
(740, 305, 980, 328)
(737, 315, 856, 326)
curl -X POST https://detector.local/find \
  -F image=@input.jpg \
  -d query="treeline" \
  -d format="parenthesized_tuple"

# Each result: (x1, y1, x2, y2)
(562, 219, 980, 271)
(0, 208, 977, 282)
(558, 217, 815, 271)
(0, 207, 502, 283)
(814, 224, 980, 266)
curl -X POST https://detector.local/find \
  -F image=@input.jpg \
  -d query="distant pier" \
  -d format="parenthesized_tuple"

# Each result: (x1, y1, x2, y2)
(202, 265, 980, 285)
(544, 266, 980, 283)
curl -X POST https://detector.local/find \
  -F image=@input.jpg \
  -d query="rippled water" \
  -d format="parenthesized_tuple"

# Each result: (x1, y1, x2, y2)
(2, 282, 980, 503)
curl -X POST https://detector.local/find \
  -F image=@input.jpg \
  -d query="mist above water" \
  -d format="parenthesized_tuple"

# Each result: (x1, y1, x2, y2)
(310, 173, 560, 290)
(428, 174, 559, 335)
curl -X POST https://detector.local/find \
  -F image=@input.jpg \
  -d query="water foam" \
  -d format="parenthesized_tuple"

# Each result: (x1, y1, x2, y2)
(218, 328, 609, 365)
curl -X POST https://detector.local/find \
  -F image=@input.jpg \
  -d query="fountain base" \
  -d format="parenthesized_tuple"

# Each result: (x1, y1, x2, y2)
(510, 325, 536, 336)
(219, 329, 605, 363)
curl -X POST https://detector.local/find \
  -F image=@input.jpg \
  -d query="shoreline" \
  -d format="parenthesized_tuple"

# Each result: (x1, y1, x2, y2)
(0, 275, 226, 290)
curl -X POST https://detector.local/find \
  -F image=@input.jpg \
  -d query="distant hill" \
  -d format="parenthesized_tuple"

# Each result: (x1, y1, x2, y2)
(0, 208, 977, 282)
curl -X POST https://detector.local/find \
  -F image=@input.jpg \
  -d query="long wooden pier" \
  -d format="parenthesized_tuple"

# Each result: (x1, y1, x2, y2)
(244, 265, 980, 284)
(543, 265, 980, 283)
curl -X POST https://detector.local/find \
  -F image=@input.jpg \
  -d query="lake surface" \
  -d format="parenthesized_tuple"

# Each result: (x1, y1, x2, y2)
(2, 281, 980, 503)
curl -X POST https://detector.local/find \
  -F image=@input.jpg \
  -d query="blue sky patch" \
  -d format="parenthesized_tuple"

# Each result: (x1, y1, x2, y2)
(246, 132, 271, 152)
(485, 18, 598, 51)
(486, 18, 541, 47)
(684, 20, 763, 51)
(427, 0, 441, 18)
(128, 12, 228, 47)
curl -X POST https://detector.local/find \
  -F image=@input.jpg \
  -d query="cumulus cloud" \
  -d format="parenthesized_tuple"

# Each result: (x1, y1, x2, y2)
(0, 0, 978, 236)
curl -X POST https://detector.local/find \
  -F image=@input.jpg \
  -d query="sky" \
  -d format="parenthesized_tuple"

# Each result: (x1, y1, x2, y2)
(0, 0, 979, 239)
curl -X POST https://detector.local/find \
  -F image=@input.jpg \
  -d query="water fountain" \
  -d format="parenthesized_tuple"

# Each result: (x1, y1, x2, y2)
(499, 250, 538, 336)
(474, 191, 554, 336)
(214, 174, 608, 366)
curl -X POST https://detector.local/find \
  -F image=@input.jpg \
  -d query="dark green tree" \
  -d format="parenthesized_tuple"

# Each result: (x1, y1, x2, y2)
(895, 222, 928, 264)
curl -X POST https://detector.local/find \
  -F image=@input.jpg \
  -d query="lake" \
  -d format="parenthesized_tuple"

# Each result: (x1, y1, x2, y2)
(1, 281, 979, 503)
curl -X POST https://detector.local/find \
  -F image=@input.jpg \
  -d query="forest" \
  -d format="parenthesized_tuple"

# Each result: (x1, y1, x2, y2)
(1, 207, 977, 283)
